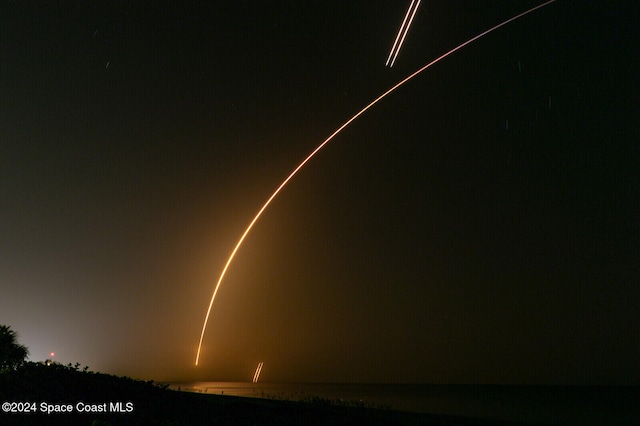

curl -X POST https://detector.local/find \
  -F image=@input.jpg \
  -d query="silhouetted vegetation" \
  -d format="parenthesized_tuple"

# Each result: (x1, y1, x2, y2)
(0, 325, 519, 425)
(0, 325, 28, 373)
(2, 361, 514, 426)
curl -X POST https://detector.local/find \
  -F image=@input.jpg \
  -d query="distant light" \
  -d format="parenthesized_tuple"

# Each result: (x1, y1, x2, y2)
(50, 352, 55, 357)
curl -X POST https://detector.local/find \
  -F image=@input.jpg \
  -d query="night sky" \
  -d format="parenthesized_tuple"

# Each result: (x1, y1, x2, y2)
(1, 1, 638, 385)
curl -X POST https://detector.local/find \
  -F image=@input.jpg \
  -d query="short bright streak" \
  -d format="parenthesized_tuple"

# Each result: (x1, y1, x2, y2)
(386, 0, 422, 67)
(253, 362, 264, 383)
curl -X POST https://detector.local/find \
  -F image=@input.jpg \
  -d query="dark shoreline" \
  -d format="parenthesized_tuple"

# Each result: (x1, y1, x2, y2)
(0, 363, 527, 425)
(2, 363, 638, 425)
(170, 381, 640, 424)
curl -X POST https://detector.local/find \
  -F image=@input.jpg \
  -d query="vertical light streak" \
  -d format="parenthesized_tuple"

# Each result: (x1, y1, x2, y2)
(385, 0, 419, 67)
(195, 0, 556, 366)
(386, 0, 422, 68)
(390, 0, 422, 67)
(252, 362, 264, 383)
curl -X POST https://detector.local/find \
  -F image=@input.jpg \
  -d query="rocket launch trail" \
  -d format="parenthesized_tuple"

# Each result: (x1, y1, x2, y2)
(195, 0, 556, 366)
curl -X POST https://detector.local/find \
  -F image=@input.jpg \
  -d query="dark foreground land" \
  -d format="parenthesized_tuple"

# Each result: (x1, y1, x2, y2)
(0, 363, 531, 426)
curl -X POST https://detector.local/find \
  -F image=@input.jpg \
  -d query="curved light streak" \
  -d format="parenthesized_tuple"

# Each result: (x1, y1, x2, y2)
(195, 0, 555, 366)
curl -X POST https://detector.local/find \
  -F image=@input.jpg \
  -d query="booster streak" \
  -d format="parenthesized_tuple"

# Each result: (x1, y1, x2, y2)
(386, 0, 422, 67)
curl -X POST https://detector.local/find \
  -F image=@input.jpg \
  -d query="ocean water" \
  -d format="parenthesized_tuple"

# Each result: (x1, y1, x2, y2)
(168, 382, 639, 424)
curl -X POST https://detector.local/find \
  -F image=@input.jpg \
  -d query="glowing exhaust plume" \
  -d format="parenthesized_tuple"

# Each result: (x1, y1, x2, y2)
(252, 362, 264, 383)
(386, 0, 422, 67)
(195, 0, 556, 366)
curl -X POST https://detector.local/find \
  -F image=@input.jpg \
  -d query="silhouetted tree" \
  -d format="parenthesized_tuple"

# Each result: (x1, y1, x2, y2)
(0, 325, 29, 373)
